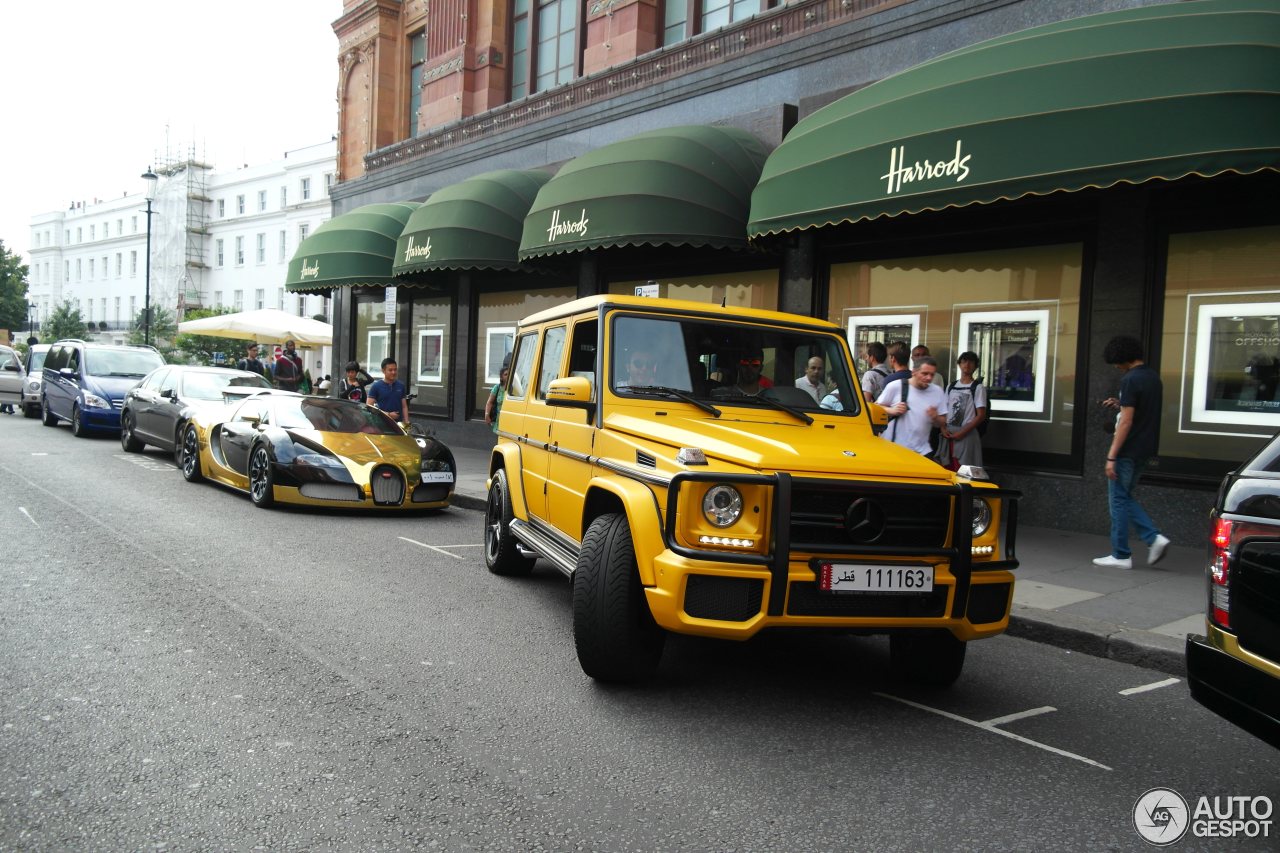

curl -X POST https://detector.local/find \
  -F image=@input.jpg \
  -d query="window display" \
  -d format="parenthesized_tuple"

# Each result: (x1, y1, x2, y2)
(847, 311, 922, 374)
(958, 307, 1054, 418)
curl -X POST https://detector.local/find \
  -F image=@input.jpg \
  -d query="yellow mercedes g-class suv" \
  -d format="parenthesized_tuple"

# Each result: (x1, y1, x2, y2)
(485, 295, 1019, 683)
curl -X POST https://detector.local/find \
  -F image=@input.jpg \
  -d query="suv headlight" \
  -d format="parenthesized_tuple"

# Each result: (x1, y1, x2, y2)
(702, 484, 743, 528)
(82, 392, 111, 409)
(972, 498, 993, 538)
(26, 378, 41, 393)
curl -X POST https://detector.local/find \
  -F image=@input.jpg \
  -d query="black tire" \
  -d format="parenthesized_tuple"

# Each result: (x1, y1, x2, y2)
(484, 469, 536, 576)
(23, 403, 38, 419)
(572, 513, 666, 682)
(70, 404, 87, 437)
(120, 411, 145, 452)
(890, 630, 967, 687)
(172, 424, 187, 467)
(248, 444, 276, 508)
(41, 397, 58, 426)
(180, 424, 205, 483)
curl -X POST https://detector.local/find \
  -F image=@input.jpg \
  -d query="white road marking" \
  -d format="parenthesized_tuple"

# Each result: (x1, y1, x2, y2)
(1119, 677, 1181, 696)
(980, 706, 1057, 727)
(399, 536, 465, 559)
(31, 452, 48, 456)
(874, 693, 1113, 771)
(18, 507, 39, 527)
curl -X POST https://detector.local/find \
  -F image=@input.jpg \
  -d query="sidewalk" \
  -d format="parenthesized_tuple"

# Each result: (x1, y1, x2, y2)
(447, 445, 1198, 676)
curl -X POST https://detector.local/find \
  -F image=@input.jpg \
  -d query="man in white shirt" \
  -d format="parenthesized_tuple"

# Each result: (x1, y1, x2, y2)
(794, 356, 825, 404)
(877, 356, 947, 455)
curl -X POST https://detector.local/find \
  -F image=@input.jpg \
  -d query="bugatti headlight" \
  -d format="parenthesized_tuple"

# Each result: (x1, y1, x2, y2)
(971, 498, 993, 538)
(294, 452, 344, 468)
(702, 484, 743, 528)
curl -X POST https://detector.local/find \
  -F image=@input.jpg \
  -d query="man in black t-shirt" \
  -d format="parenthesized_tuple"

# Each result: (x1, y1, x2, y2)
(236, 343, 266, 379)
(1093, 335, 1170, 570)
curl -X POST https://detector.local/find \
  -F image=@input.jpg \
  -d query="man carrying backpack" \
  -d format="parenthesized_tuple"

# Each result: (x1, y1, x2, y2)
(860, 341, 891, 403)
(877, 356, 947, 456)
(940, 350, 988, 466)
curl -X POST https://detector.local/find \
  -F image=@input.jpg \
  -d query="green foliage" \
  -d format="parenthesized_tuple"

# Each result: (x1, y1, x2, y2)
(127, 306, 178, 350)
(44, 300, 89, 341)
(0, 240, 29, 332)
(174, 306, 257, 368)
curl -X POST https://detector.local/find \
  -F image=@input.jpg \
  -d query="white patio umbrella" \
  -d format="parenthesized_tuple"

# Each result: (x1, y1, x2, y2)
(177, 308, 333, 346)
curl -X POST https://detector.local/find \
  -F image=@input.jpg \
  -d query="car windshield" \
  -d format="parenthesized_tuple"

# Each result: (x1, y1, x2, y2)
(273, 397, 403, 435)
(181, 370, 272, 401)
(28, 350, 47, 371)
(609, 313, 859, 417)
(84, 348, 164, 377)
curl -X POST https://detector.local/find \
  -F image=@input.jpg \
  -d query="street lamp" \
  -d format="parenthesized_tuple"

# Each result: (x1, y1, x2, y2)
(141, 167, 159, 346)
(27, 302, 37, 346)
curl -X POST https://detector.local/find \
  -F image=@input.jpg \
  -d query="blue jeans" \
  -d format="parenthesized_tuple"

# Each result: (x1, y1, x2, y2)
(1109, 456, 1160, 559)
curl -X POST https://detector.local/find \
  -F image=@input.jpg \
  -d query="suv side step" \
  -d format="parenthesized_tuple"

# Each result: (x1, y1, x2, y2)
(511, 519, 578, 578)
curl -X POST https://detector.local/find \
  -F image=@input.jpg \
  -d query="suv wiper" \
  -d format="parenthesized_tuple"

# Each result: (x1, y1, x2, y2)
(626, 385, 722, 418)
(717, 391, 813, 425)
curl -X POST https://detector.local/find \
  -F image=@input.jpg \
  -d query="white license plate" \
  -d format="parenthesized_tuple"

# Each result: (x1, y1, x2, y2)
(817, 563, 934, 593)
(421, 471, 455, 483)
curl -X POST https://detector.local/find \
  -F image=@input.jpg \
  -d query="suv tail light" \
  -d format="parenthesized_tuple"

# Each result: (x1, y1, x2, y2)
(1209, 517, 1233, 629)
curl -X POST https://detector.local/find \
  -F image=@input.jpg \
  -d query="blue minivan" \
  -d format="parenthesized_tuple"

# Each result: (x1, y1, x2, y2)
(41, 340, 165, 436)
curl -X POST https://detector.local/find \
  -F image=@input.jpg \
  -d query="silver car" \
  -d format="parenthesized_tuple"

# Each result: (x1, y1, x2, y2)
(0, 345, 23, 414)
(19, 344, 50, 418)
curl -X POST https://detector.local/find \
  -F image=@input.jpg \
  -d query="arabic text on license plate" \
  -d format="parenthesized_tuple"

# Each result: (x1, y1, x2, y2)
(422, 471, 455, 483)
(818, 563, 934, 593)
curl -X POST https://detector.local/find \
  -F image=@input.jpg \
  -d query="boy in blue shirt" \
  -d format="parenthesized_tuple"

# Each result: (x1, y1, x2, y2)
(366, 357, 409, 423)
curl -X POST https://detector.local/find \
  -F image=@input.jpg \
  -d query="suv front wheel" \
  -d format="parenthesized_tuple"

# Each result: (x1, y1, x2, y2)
(890, 629, 967, 687)
(573, 513, 666, 682)
(485, 470, 536, 576)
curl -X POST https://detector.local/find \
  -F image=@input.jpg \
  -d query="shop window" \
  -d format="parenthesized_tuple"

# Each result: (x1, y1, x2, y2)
(475, 285, 576, 418)
(829, 243, 1083, 468)
(663, 0, 769, 47)
(409, 293, 452, 418)
(1158, 225, 1280, 479)
(355, 295, 392, 381)
(609, 268, 779, 309)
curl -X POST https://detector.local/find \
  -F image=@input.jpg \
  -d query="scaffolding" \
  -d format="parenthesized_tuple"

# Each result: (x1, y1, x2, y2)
(152, 143, 212, 319)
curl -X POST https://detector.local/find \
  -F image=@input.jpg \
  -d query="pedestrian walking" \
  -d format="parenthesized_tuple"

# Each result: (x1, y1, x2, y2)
(236, 343, 267, 379)
(877, 356, 947, 456)
(485, 355, 512, 433)
(274, 340, 304, 392)
(860, 341, 891, 403)
(1093, 335, 1170, 570)
(939, 351, 987, 468)
(338, 361, 367, 404)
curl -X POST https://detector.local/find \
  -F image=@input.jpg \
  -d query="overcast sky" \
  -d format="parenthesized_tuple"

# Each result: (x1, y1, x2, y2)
(0, 1, 345, 265)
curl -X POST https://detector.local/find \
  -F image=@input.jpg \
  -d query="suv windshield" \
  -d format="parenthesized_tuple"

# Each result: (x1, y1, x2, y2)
(84, 348, 164, 377)
(27, 349, 47, 371)
(610, 313, 858, 416)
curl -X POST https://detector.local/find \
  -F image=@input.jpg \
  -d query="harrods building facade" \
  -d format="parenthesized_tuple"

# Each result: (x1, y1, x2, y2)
(290, 0, 1280, 536)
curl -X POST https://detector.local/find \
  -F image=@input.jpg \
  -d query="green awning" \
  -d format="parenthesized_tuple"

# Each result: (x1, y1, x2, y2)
(519, 125, 769, 260)
(748, 0, 1280, 238)
(393, 169, 551, 276)
(285, 202, 421, 293)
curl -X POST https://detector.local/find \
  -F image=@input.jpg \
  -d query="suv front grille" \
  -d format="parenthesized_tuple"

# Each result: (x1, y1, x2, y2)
(789, 481, 951, 551)
(370, 465, 406, 505)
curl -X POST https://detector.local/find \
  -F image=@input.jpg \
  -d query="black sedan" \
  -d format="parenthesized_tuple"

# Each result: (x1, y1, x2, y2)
(1187, 431, 1280, 750)
(120, 365, 272, 459)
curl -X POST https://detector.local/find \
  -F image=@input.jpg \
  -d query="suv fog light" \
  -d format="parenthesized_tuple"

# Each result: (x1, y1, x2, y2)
(972, 498, 992, 537)
(702, 484, 743, 527)
(699, 535, 754, 548)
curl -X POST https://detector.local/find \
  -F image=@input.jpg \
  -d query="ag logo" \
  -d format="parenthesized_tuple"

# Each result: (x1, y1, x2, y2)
(1133, 787, 1189, 846)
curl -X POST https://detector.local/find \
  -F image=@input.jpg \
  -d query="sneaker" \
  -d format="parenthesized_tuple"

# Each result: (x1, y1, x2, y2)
(1148, 534, 1171, 567)
(1092, 554, 1133, 569)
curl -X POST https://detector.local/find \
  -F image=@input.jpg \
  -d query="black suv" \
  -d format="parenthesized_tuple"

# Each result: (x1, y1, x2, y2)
(1186, 432, 1280, 749)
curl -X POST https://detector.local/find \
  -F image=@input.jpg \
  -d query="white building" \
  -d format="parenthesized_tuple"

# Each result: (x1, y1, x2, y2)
(27, 140, 335, 342)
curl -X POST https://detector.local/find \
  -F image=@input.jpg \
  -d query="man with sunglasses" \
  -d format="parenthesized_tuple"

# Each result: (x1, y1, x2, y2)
(733, 350, 773, 396)
(619, 350, 660, 388)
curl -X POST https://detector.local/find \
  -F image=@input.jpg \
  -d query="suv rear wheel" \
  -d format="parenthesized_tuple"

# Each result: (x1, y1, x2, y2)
(890, 629, 967, 687)
(485, 470, 536, 576)
(573, 513, 666, 682)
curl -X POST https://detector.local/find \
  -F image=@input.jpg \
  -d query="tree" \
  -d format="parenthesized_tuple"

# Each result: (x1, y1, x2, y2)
(0, 240, 30, 333)
(128, 305, 177, 349)
(174, 306, 254, 367)
(44, 300, 88, 341)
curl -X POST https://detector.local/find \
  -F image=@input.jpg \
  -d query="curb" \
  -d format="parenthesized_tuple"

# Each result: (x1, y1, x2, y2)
(1007, 605, 1186, 677)
(450, 492, 487, 513)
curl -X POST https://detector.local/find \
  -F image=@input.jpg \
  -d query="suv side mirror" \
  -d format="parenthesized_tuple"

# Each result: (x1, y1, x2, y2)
(546, 376, 595, 415)
(1, 363, 18, 373)
(59, 367, 78, 378)
(160, 388, 176, 399)
(867, 401, 889, 434)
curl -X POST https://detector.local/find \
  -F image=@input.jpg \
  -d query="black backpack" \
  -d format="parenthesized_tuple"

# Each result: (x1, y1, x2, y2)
(946, 379, 989, 436)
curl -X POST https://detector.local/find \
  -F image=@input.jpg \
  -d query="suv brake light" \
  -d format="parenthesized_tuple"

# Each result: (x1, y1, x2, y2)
(1209, 517, 1232, 629)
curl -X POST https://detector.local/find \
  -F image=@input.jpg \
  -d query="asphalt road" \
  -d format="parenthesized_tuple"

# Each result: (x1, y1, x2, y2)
(1, 413, 1276, 851)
